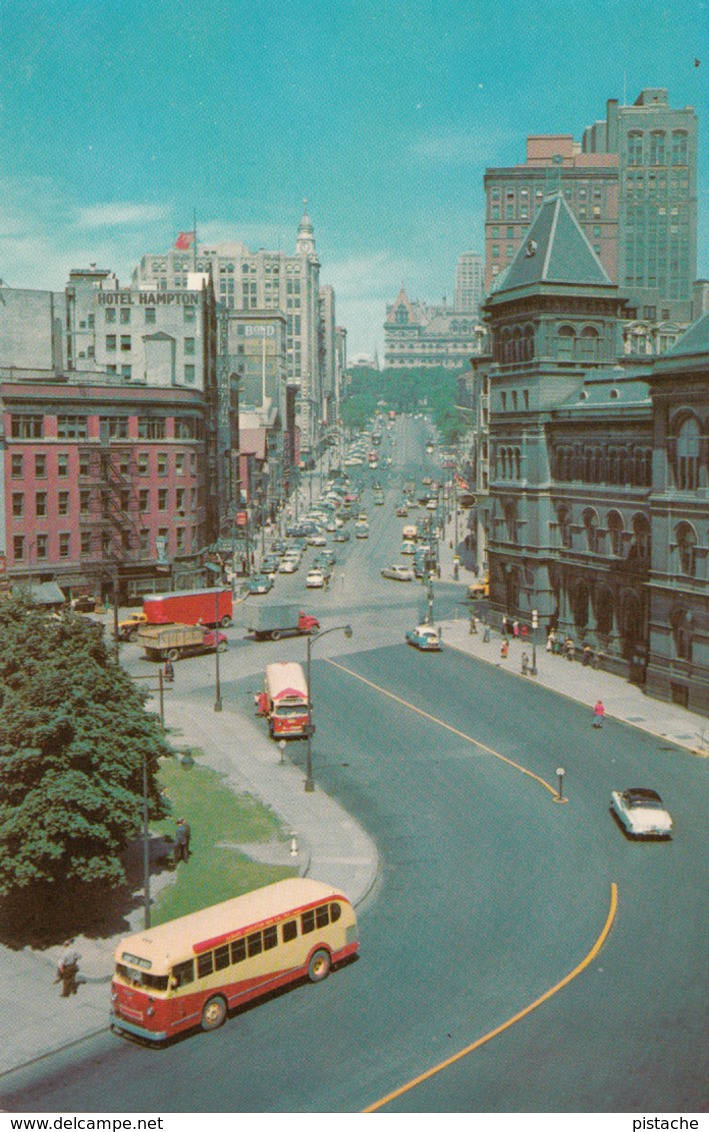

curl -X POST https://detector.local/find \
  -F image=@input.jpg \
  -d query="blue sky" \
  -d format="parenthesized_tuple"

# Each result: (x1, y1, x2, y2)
(0, 0, 706, 358)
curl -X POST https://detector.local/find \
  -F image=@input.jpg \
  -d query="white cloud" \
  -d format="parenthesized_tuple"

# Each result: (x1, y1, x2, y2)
(409, 124, 518, 165)
(75, 202, 171, 230)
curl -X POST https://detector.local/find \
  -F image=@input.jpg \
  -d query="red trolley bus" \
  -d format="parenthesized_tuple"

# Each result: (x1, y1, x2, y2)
(110, 878, 358, 1042)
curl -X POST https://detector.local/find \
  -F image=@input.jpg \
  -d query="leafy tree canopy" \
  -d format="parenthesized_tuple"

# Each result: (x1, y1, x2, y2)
(342, 365, 468, 444)
(0, 595, 170, 898)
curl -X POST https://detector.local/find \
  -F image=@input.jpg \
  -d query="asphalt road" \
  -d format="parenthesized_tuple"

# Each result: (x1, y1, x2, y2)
(2, 417, 707, 1113)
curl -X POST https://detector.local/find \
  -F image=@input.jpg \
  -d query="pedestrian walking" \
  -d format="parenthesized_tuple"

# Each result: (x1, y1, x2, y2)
(512, 620, 520, 638)
(163, 658, 174, 683)
(582, 644, 593, 667)
(483, 622, 491, 643)
(564, 637, 576, 662)
(173, 817, 191, 863)
(501, 614, 510, 636)
(546, 628, 556, 653)
(592, 700, 605, 729)
(500, 639, 509, 659)
(55, 940, 81, 997)
(520, 624, 528, 639)
(521, 651, 529, 675)
(469, 613, 478, 635)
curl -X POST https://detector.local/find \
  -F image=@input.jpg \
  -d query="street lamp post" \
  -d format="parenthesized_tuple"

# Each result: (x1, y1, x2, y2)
(305, 624, 353, 792)
(214, 589, 223, 712)
(141, 749, 194, 928)
(531, 607, 539, 676)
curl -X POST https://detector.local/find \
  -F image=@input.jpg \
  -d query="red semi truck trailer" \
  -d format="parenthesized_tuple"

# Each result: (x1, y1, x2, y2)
(143, 587, 233, 628)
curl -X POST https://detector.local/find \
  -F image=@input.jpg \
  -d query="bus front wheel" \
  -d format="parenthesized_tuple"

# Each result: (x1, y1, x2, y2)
(201, 995, 227, 1031)
(307, 949, 331, 983)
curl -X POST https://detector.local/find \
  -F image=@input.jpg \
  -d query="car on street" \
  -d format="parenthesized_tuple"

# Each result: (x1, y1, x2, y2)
(401, 540, 417, 555)
(261, 555, 280, 576)
(307, 532, 327, 546)
(333, 529, 350, 542)
(306, 568, 325, 588)
(72, 595, 99, 612)
(610, 788, 673, 839)
(396, 504, 409, 517)
(246, 574, 274, 594)
(286, 524, 309, 538)
(381, 564, 415, 581)
(117, 611, 148, 640)
(405, 624, 442, 651)
(278, 558, 299, 573)
(355, 523, 369, 538)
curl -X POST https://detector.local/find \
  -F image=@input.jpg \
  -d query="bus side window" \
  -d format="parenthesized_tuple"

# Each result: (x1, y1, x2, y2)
(302, 910, 315, 934)
(247, 931, 263, 957)
(231, 938, 246, 964)
(282, 920, 298, 943)
(172, 959, 195, 987)
(197, 952, 214, 979)
(330, 902, 341, 922)
(315, 904, 330, 929)
(263, 926, 278, 950)
(214, 944, 230, 971)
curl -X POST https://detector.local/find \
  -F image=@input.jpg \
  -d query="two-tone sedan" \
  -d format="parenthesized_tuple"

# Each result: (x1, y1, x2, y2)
(246, 574, 274, 595)
(610, 787, 673, 839)
(381, 564, 415, 582)
(405, 624, 442, 651)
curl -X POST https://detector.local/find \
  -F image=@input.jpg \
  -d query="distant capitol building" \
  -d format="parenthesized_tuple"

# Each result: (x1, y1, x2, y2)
(384, 253, 485, 369)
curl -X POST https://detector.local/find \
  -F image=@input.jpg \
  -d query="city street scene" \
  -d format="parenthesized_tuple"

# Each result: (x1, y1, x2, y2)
(0, 0, 707, 1125)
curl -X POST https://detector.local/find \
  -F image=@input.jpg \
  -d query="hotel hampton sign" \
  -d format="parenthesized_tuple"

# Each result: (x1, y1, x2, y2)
(97, 290, 200, 306)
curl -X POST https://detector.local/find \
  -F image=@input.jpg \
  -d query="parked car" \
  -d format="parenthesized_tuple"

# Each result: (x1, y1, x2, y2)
(307, 532, 327, 547)
(306, 568, 325, 588)
(405, 624, 442, 651)
(333, 529, 350, 543)
(278, 558, 299, 573)
(261, 555, 281, 576)
(117, 611, 148, 641)
(610, 788, 673, 839)
(247, 574, 274, 595)
(381, 565, 415, 581)
(355, 523, 369, 539)
(396, 505, 409, 518)
(72, 595, 98, 612)
(401, 540, 417, 555)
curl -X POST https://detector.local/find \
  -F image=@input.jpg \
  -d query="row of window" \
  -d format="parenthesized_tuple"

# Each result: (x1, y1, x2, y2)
(9, 416, 203, 442)
(102, 307, 196, 326)
(119, 902, 343, 992)
(10, 450, 200, 479)
(626, 129, 689, 167)
(12, 525, 196, 563)
(104, 336, 196, 355)
(12, 484, 198, 518)
(554, 445, 653, 488)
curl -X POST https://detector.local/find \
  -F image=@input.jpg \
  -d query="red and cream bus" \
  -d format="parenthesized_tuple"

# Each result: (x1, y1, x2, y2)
(110, 878, 358, 1042)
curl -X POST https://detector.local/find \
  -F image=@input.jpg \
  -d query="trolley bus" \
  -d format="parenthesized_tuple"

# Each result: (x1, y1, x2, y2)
(110, 878, 358, 1042)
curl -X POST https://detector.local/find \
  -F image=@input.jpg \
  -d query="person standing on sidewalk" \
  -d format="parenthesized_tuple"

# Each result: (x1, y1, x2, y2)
(592, 700, 605, 729)
(55, 940, 81, 997)
(500, 639, 509, 659)
(521, 651, 529, 675)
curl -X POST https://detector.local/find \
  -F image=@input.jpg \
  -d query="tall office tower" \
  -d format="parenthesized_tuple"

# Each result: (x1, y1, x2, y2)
(454, 252, 485, 314)
(582, 89, 698, 324)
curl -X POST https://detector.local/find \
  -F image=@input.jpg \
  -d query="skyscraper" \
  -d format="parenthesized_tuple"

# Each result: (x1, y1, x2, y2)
(454, 252, 484, 314)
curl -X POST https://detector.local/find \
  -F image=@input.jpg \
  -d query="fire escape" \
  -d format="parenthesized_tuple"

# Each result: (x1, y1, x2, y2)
(78, 436, 145, 600)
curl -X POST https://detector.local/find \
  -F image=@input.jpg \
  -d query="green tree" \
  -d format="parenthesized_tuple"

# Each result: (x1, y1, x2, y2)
(0, 596, 170, 899)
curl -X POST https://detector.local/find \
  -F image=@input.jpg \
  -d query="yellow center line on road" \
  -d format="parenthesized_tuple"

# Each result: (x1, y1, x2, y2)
(362, 882, 618, 1113)
(325, 658, 558, 797)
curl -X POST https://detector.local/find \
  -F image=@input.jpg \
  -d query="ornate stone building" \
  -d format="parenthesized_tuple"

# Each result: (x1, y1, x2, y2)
(469, 190, 708, 714)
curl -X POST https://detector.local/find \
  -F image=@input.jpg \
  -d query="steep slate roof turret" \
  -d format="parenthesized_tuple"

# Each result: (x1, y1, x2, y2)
(488, 190, 613, 299)
(655, 310, 709, 362)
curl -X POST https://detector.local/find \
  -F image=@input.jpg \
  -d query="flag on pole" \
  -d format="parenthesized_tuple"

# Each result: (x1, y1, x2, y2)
(175, 231, 196, 250)
(455, 473, 470, 492)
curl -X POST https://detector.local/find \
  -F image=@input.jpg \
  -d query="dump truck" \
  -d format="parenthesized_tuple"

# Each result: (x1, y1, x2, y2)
(246, 603, 320, 642)
(137, 624, 228, 661)
(142, 587, 233, 628)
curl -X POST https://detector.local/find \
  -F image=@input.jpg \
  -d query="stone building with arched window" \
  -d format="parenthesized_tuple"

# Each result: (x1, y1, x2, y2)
(473, 190, 709, 714)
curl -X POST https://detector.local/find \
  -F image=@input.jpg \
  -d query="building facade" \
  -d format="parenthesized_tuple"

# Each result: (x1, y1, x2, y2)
(466, 190, 709, 714)
(384, 287, 485, 369)
(454, 252, 485, 314)
(133, 204, 328, 456)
